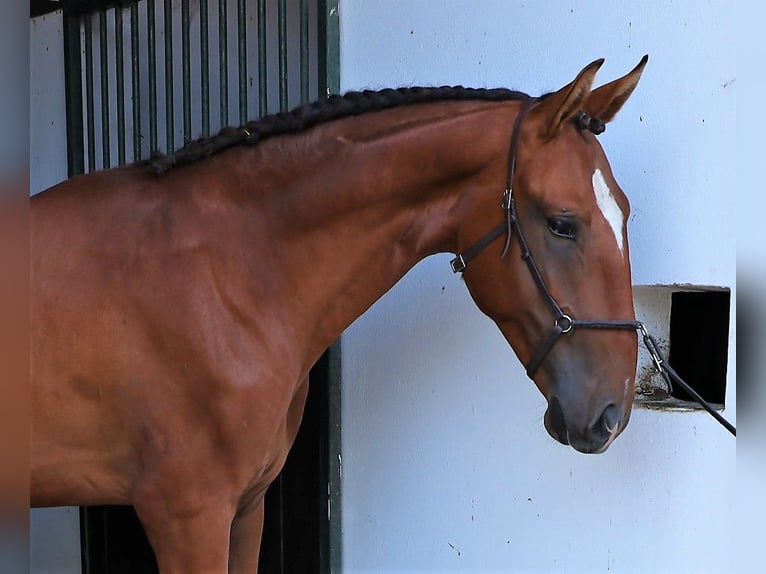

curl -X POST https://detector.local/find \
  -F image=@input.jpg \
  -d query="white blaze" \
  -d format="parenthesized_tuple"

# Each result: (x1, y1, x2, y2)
(592, 168, 625, 256)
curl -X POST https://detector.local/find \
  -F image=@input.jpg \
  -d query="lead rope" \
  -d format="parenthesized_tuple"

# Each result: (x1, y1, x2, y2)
(638, 323, 736, 436)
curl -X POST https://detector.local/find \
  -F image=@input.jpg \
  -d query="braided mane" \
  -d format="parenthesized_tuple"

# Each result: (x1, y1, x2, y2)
(147, 86, 533, 174)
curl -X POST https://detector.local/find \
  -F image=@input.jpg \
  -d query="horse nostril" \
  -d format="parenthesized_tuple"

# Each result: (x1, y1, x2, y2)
(547, 396, 569, 441)
(599, 404, 620, 434)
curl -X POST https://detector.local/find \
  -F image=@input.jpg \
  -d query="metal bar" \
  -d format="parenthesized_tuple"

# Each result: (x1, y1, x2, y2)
(200, 0, 210, 136)
(147, 0, 157, 153)
(317, 0, 340, 100)
(63, 11, 85, 177)
(219, 0, 228, 126)
(84, 14, 96, 171)
(324, 340, 343, 574)
(181, 0, 191, 143)
(130, 2, 141, 160)
(278, 0, 288, 111)
(99, 10, 110, 168)
(182, 0, 191, 143)
(315, 6, 342, 572)
(115, 7, 126, 165)
(164, 0, 174, 152)
(79, 507, 105, 574)
(257, 0, 267, 117)
(300, 0, 309, 104)
(237, 0, 247, 123)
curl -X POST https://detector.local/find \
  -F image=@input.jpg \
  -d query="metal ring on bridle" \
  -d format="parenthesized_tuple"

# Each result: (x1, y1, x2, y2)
(556, 314, 574, 334)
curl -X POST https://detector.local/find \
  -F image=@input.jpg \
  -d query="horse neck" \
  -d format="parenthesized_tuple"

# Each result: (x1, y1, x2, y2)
(222, 100, 519, 372)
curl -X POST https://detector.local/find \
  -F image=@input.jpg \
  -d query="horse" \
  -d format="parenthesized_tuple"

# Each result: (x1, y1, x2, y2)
(31, 56, 648, 572)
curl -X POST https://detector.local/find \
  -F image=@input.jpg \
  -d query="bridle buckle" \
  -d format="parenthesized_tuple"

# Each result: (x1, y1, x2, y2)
(501, 189, 512, 210)
(450, 254, 466, 274)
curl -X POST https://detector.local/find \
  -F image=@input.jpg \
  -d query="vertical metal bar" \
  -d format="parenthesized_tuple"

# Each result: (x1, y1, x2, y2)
(130, 2, 141, 160)
(84, 14, 96, 171)
(237, 0, 247, 123)
(300, 0, 309, 104)
(278, 0, 288, 111)
(164, 0, 174, 152)
(318, 0, 340, 100)
(63, 11, 85, 177)
(219, 0, 228, 126)
(323, 341, 343, 574)
(115, 7, 126, 166)
(257, 0, 267, 117)
(316, 6, 342, 571)
(147, 0, 158, 152)
(79, 507, 106, 574)
(99, 10, 111, 168)
(182, 0, 191, 143)
(200, 0, 210, 136)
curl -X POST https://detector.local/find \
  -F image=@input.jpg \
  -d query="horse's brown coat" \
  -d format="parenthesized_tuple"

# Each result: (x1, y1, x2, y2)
(31, 58, 646, 572)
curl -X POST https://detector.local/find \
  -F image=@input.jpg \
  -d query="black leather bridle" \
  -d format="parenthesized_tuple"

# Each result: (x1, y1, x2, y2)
(448, 98, 736, 436)
(450, 98, 640, 379)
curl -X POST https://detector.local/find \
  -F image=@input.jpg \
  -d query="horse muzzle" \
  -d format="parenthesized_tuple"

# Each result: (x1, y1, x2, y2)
(543, 395, 629, 454)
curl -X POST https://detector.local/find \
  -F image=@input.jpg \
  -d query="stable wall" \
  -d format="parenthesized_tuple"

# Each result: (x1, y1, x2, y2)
(339, 1, 736, 572)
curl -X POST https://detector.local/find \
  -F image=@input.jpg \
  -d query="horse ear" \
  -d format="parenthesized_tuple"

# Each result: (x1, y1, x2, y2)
(529, 58, 604, 139)
(583, 55, 648, 124)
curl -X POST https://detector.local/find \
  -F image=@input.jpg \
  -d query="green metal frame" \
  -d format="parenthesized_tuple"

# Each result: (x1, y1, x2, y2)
(318, 0, 340, 99)
(320, 10, 341, 570)
(63, 11, 84, 176)
(324, 339, 343, 573)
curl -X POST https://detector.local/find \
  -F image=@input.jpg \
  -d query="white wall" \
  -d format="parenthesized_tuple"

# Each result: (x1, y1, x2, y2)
(29, 11, 83, 574)
(339, 1, 736, 572)
(30, 12, 69, 194)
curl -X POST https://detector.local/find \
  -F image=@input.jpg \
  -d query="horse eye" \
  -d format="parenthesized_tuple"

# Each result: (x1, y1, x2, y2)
(547, 217, 576, 240)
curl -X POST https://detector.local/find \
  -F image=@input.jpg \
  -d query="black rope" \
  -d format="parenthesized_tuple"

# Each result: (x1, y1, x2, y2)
(640, 329, 736, 436)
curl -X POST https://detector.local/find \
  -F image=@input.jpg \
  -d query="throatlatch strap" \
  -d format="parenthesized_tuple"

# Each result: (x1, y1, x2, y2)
(450, 223, 506, 273)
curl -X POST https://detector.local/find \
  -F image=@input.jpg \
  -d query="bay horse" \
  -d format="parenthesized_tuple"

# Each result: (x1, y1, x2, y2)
(31, 57, 647, 572)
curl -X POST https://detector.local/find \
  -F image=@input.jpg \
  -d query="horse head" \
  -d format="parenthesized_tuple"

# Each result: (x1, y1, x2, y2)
(458, 57, 648, 453)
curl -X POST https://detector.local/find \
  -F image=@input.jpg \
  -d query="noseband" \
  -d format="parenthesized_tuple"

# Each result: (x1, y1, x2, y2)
(450, 98, 640, 379)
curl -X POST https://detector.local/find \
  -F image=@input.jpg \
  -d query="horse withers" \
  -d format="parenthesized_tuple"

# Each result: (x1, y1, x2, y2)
(31, 57, 647, 572)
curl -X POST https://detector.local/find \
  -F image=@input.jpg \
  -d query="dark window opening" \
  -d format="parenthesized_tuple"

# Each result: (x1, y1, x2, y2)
(79, 505, 157, 574)
(668, 290, 730, 406)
